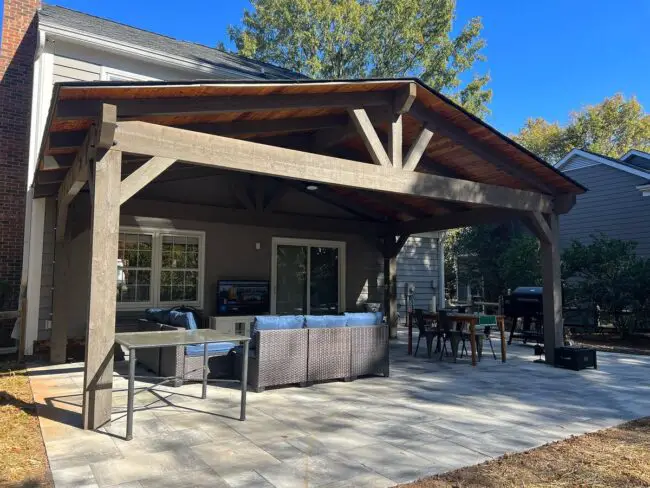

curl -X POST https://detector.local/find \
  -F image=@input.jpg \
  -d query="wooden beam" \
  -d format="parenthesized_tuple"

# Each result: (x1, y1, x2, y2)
(390, 207, 524, 235)
(121, 198, 381, 235)
(231, 181, 255, 210)
(540, 213, 563, 364)
(83, 149, 121, 431)
(310, 107, 392, 152)
(56, 91, 394, 120)
(410, 101, 554, 194)
(388, 115, 403, 169)
(525, 211, 552, 244)
(383, 251, 398, 339)
(119, 157, 176, 205)
(56, 104, 117, 241)
(113, 121, 554, 213)
(554, 193, 576, 214)
(50, 116, 347, 151)
(393, 82, 417, 114)
(348, 108, 392, 167)
(403, 126, 434, 171)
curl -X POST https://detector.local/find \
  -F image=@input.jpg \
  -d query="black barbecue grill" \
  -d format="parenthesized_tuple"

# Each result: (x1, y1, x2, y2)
(503, 286, 543, 344)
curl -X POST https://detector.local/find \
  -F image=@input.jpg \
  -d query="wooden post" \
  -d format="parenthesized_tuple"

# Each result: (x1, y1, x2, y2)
(384, 255, 398, 339)
(540, 212, 563, 365)
(82, 149, 122, 430)
(50, 239, 68, 364)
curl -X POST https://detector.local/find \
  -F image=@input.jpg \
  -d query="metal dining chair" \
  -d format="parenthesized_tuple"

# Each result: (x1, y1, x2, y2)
(437, 310, 461, 362)
(413, 309, 436, 358)
(478, 314, 498, 360)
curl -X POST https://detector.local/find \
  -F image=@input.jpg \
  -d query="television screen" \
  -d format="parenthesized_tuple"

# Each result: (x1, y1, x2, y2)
(216, 280, 270, 316)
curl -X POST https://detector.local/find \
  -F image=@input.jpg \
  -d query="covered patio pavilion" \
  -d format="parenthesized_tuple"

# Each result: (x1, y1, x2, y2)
(31, 78, 585, 431)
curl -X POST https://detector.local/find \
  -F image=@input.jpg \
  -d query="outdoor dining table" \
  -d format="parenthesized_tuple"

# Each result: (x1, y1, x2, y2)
(114, 329, 250, 441)
(407, 312, 507, 366)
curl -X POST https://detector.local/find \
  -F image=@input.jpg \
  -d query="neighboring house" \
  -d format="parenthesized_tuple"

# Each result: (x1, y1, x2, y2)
(0, 1, 445, 353)
(555, 148, 650, 256)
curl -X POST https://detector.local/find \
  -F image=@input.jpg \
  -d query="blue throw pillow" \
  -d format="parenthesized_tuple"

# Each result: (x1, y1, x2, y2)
(168, 310, 197, 330)
(145, 308, 170, 324)
(344, 312, 379, 327)
(374, 312, 384, 325)
(305, 315, 348, 328)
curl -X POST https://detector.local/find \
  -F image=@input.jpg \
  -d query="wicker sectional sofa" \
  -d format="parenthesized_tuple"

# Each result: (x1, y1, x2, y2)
(241, 313, 389, 392)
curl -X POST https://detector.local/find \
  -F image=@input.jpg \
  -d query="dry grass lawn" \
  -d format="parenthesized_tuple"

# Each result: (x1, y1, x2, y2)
(0, 361, 52, 488)
(400, 418, 650, 488)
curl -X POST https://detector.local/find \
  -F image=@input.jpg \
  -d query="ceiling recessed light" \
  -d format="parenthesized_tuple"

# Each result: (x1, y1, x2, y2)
(306, 184, 318, 191)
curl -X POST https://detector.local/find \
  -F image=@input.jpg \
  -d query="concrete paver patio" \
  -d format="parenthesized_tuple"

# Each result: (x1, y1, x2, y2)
(28, 332, 650, 487)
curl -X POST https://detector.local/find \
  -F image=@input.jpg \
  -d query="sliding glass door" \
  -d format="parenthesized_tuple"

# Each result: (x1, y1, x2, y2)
(272, 238, 345, 315)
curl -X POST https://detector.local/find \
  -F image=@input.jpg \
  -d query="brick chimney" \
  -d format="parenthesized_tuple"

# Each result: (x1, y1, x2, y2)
(0, 0, 41, 310)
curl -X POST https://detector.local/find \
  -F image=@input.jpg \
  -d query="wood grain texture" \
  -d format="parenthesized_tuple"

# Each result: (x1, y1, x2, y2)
(82, 149, 121, 431)
(119, 157, 176, 205)
(113, 121, 554, 213)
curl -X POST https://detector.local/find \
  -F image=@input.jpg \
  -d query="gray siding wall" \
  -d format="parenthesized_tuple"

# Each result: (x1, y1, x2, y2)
(38, 191, 384, 340)
(560, 164, 650, 256)
(397, 235, 440, 312)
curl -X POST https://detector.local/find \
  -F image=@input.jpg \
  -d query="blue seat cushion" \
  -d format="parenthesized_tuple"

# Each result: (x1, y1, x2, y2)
(185, 342, 236, 356)
(305, 315, 348, 328)
(168, 310, 198, 330)
(344, 312, 380, 327)
(145, 308, 170, 324)
(253, 315, 305, 331)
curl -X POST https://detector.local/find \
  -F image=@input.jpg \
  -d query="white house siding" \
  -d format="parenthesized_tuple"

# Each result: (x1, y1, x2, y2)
(397, 235, 440, 312)
(559, 163, 650, 257)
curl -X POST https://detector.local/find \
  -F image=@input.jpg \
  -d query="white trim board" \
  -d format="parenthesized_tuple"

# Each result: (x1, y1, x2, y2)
(555, 148, 650, 179)
(621, 149, 650, 162)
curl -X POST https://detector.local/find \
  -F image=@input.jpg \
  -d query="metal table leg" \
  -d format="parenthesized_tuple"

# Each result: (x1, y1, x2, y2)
(240, 340, 248, 421)
(126, 348, 136, 441)
(202, 342, 208, 400)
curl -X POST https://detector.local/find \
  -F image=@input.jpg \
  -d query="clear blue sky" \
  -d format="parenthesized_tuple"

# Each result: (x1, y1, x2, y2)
(10, 0, 650, 134)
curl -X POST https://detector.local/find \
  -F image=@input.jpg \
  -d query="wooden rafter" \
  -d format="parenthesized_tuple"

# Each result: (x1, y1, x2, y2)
(403, 126, 434, 171)
(410, 101, 553, 194)
(389, 207, 525, 235)
(348, 108, 392, 167)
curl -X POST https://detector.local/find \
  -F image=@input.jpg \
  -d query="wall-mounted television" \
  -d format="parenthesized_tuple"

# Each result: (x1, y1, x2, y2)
(216, 280, 270, 316)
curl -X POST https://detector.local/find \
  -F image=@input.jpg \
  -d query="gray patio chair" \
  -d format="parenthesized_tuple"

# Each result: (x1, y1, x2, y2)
(413, 309, 436, 358)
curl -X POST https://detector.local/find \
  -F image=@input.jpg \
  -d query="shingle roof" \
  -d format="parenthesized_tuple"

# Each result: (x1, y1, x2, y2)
(39, 4, 305, 81)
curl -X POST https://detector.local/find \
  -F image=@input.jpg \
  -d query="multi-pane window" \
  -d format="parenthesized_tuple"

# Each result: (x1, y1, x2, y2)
(117, 233, 153, 304)
(116, 229, 204, 309)
(160, 235, 200, 302)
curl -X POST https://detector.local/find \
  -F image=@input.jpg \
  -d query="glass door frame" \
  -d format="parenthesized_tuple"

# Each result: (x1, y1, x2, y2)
(270, 237, 346, 315)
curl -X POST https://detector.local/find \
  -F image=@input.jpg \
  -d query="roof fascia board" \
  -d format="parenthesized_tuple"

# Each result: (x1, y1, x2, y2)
(621, 149, 650, 161)
(39, 22, 265, 81)
(556, 148, 650, 179)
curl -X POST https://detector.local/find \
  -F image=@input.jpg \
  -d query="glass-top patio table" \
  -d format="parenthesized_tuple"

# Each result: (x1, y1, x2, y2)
(115, 329, 250, 440)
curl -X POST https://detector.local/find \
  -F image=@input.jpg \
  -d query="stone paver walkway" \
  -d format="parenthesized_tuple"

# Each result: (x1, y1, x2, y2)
(28, 333, 650, 487)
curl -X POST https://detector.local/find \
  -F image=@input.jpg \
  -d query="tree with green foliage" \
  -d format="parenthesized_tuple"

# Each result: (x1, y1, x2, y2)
(227, 0, 492, 116)
(445, 223, 540, 302)
(561, 235, 650, 337)
(513, 94, 650, 164)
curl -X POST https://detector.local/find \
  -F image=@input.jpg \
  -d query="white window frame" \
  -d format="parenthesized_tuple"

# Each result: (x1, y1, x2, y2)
(270, 237, 346, 314)
(117, 226, 205, 311)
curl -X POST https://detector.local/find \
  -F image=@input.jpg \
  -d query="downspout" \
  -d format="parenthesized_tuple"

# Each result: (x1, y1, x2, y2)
(438, 232, 446, 309)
